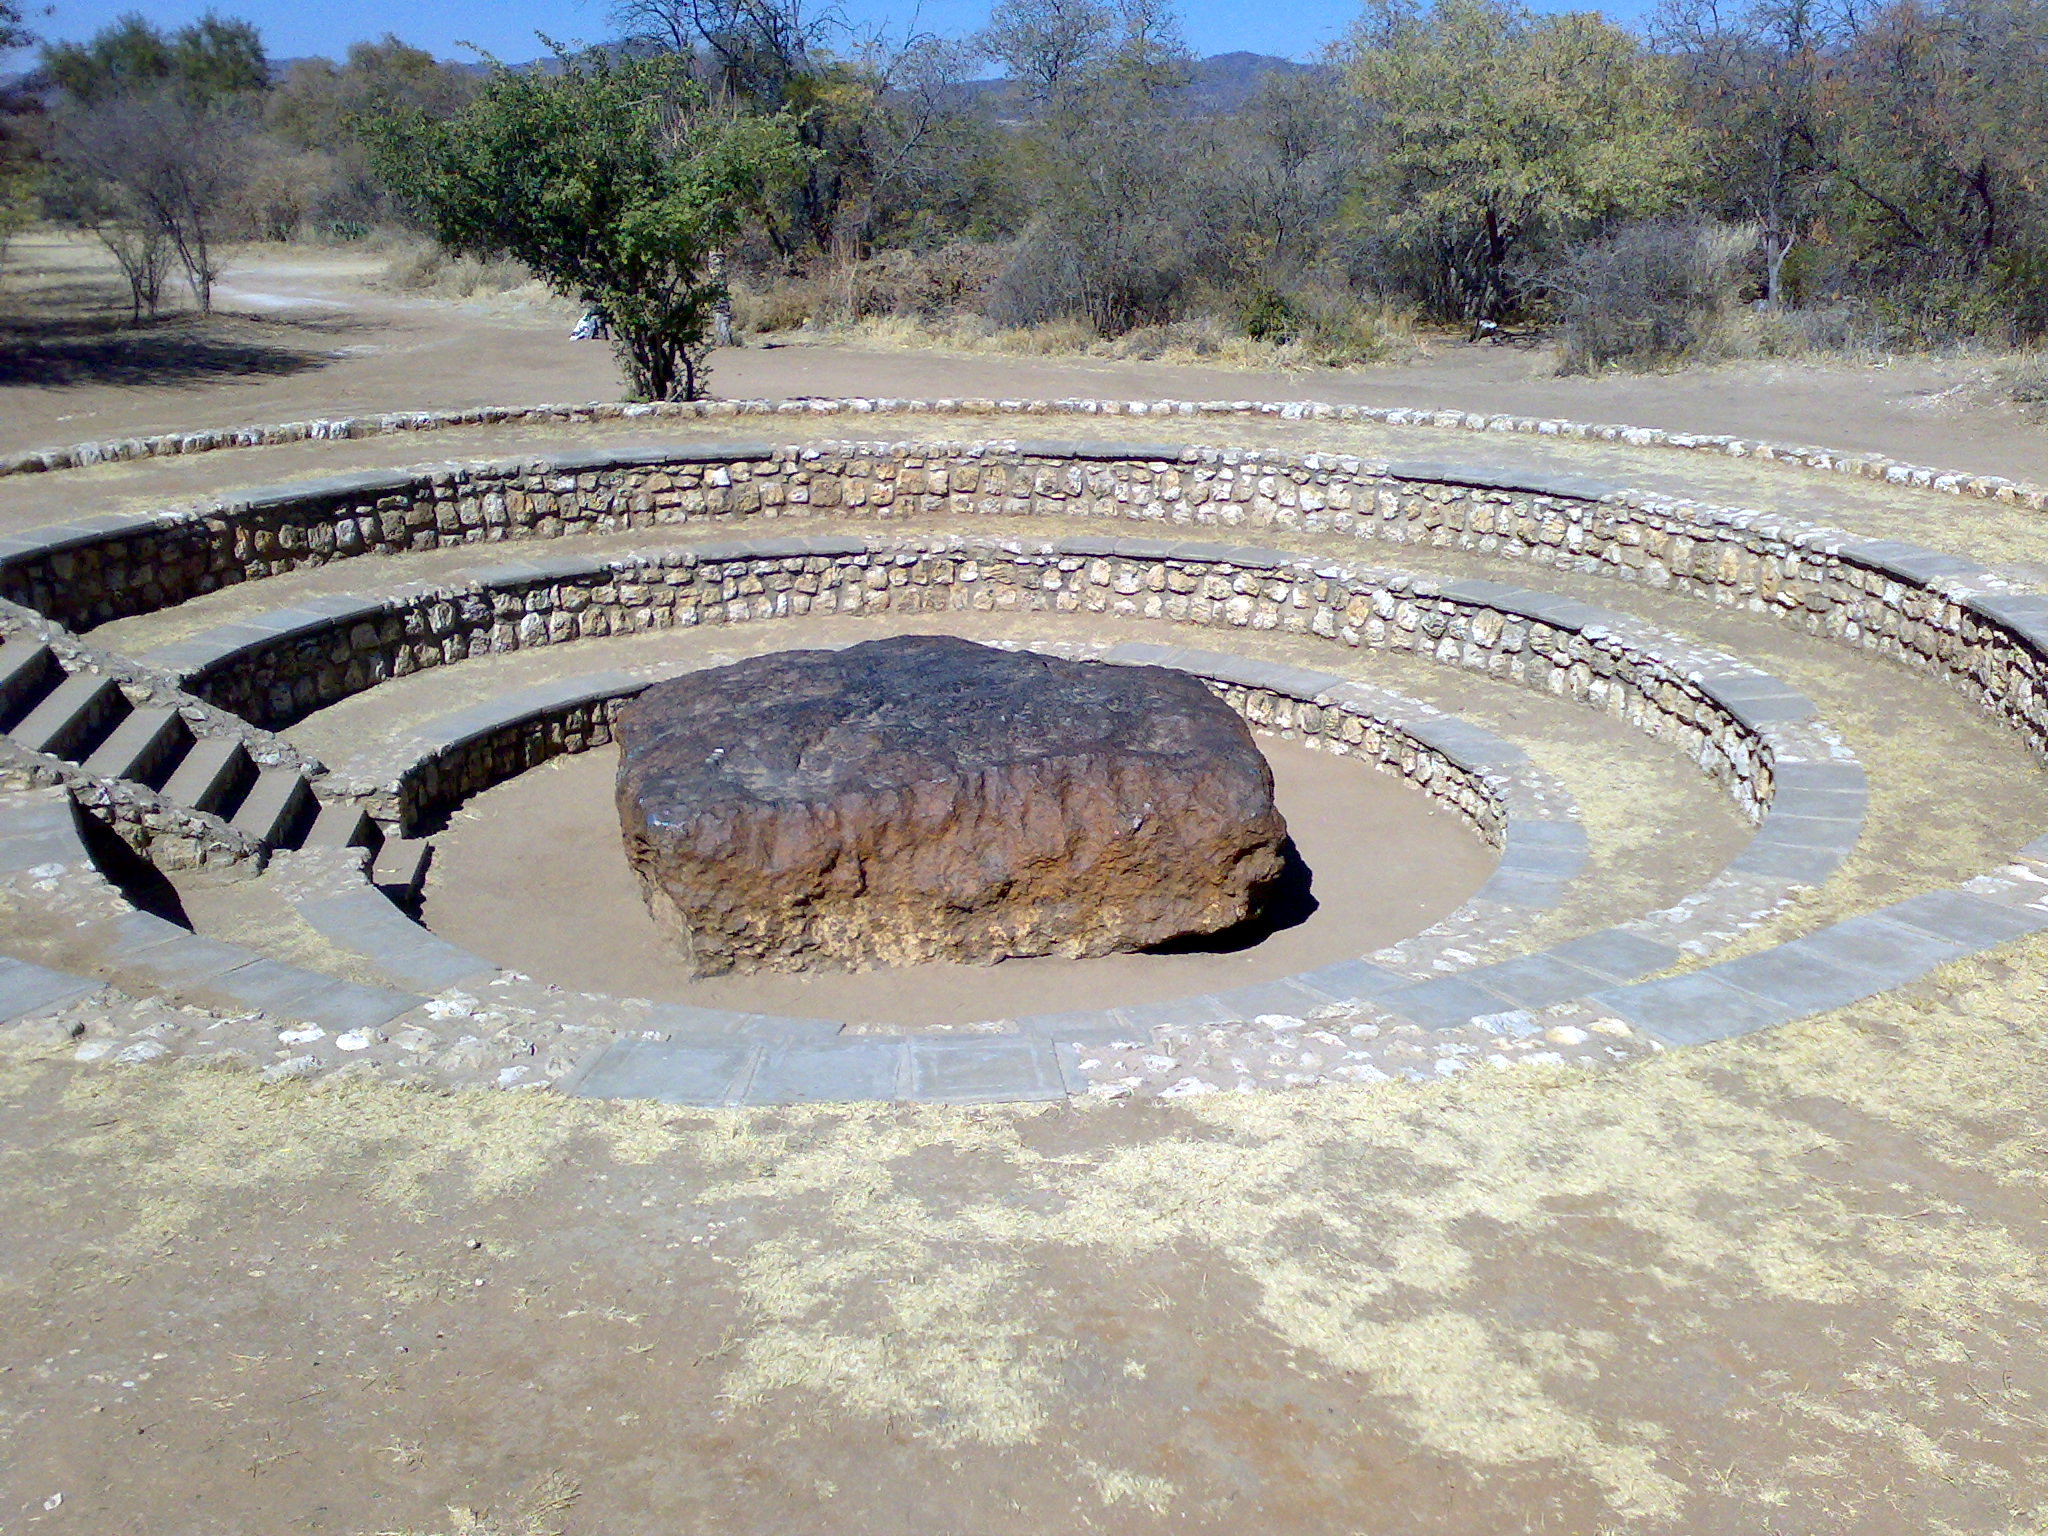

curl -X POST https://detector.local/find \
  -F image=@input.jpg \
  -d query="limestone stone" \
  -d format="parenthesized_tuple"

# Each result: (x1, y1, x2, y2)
(615, 634, 1290, 974)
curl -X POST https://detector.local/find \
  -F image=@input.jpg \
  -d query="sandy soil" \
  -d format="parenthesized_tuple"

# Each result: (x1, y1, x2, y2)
(423, 737, 1497, 1025)
(6, 232, 2046, 484)
(8, 229, 2048, 1536)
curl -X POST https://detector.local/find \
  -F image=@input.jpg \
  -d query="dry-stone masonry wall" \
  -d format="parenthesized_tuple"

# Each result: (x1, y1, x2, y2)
(9, 439, 2048, 766)
(145, 533, 1781, 823)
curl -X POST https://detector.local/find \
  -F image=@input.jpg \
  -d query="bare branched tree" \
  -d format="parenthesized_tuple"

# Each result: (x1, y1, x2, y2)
(51, 90, 248, 313)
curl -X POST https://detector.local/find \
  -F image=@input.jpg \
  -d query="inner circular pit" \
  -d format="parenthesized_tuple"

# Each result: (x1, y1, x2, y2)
(423, 713, 1500, 1027)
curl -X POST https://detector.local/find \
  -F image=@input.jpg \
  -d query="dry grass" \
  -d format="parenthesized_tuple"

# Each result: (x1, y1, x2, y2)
(10, 920, 2048, 1526)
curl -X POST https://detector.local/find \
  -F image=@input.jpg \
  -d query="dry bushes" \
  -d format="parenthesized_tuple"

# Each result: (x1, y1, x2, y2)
(1555, 220, 1753, 373)
(380, 239, 534, 300)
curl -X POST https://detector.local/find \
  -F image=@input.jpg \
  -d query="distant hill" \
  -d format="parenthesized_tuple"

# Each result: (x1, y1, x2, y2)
(955, 51, 1319, 118)
(1187, 51, 1319, 112)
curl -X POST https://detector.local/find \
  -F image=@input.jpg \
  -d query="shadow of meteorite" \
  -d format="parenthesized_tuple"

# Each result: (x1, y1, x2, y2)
(0, 310, 335, 388)
(1142, 837, 1319, 956)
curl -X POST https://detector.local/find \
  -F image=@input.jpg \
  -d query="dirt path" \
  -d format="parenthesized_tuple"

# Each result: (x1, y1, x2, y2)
(7, 234, 2045, 484)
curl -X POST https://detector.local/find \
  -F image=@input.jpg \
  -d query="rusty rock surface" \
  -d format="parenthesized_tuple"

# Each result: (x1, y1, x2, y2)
(615, 634, 1290, 975)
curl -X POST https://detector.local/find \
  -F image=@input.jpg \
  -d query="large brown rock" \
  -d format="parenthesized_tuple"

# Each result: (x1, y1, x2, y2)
(615, 634, 1290, 974)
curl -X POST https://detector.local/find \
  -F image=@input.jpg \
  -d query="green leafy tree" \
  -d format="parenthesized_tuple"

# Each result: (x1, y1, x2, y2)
(44, 10, 265, 105)
(1344, 0, 1699, 328)
(370, 51, 804, 400)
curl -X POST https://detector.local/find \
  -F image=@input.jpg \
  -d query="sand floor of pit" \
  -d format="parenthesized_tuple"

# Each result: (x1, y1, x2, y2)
(422, 736, 1497, 1025)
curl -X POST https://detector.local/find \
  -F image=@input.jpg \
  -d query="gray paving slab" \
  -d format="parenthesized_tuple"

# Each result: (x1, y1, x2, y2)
(907, 1036, 1068, 1103)
(1795, 913, 1973, 982)
(1860, 546, 1986, 585)
(1882, 888, 2048, 948)
(111, 931, 258, 989)
(1709, 943, 1875, 1014)
(294, 889, 498, 991)
(0, 826, 88, 873)
(1290, 957, 1412, 1002)
(1699, 685, 1817, 730)
(1586, 972, 1790, 1045)
(2014, 833, 2048, 865)
(1758, 813, 1864, 852)
(632, 1001, 758, 1037)
(1472, 869, 1568, 908)
(1548, 928, 1683, 980)
(1048, 532, 1126, 558)
(1379, 974, 1517, 1029)
(567, 1036, 757, 1106)
(1511, 820, 1589, 852)
(1772, 760, 1869, 794)
(1012, 1009, 1137, 1043)
(1208, 976, 1339, 1019)
(191, 957, 415, 1026)
(1493, 840, 1587, 879)
(1112, 993, 1233, 1031)
(1727, 840, 1848, 883)
(1466, 951, 1612, 1009)
(1766, 785, 1867, 820)
(1380, 460, 1622, 501)
(0, 954, 101, 1022)
(742, 1040, 908, 1105)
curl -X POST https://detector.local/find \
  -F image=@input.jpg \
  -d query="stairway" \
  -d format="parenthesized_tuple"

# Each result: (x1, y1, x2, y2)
(0, 634, 374, 856)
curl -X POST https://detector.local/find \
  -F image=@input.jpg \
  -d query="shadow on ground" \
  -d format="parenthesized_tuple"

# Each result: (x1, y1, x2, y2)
(1146, 837, 1320, 955)
(0, 305, 353, 389)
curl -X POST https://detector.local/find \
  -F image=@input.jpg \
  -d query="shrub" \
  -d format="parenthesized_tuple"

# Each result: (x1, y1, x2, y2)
(2010, 351, 2048, 408)
(1555, 219, 1753, 372)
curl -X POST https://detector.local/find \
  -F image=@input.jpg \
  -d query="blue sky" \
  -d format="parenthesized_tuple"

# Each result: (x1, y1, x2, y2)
(15, 0, 1652, 67)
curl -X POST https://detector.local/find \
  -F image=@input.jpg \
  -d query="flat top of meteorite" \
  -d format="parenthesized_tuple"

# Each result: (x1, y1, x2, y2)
(616, 633, 1271, 812)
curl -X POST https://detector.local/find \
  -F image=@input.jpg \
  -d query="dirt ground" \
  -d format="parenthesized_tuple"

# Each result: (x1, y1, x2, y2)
(4, 232, 2045, 484)
(6, 232, 2048, 1536)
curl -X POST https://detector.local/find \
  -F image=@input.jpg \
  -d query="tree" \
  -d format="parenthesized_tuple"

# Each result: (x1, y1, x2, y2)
(369, 51, 804, 400)
(1343, 0, 1699, 329)
(49, 89, 246, 313)
(1655, 0, 1832, 307)
(981, 0, 1116, 105)
(2, 0, 30, 54)
(1814, 0, 2048, 331)
(44, 10, 264, 105)
(42, 13, 264, 314)
(988, 0, 1205, 334)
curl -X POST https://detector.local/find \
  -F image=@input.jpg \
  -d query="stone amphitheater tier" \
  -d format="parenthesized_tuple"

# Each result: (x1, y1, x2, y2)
(2, 412, 2044, 1106)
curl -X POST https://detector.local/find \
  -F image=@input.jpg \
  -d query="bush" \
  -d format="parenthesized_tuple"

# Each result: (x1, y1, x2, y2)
(732, 243, 1007, 334)
(381, 240, 531, 298)
(1555, 220, 1753, 373)
(1740, 302, 1894, 360)
(2010, 351, 2048, 408)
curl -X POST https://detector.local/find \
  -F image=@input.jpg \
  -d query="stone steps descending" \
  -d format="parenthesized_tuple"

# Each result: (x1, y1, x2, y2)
(10, 671, 123, 759)
(0, 639, 375, 860)
(81, 705, 188, 786)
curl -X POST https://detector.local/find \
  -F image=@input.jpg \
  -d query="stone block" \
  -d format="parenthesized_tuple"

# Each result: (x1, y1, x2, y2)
(568, 1036, 756, 1106)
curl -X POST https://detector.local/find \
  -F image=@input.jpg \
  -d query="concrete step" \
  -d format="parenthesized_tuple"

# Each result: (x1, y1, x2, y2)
(159, 735, 252, 815)
(373, 838, 433, 903)
(80, 705, 189, 786)
(8, 672, 125, 760)
(228, 767, 312, 846)
(0, 637, 56, 728)
(302, 798, 382, 853)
